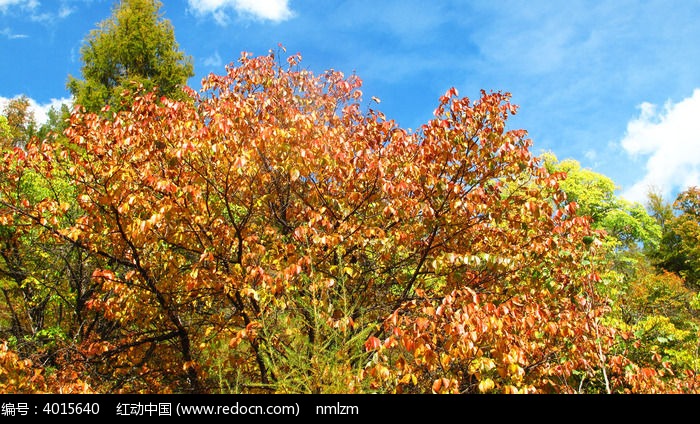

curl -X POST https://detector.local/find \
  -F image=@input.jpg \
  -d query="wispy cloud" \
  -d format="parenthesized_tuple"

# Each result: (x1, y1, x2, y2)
(30, 1, 77, 23)
(620, 89, 700, 203)
(58, 4, 74, 19)
(30, 11, 53, 23)
(584, 150, 597, 161)
(437, 0, 700, 190)
(0, 95, 72, 126)
(0, 0, 39, 13)
(187, 0, 294, 24)
(203, 51, 223, 69)
(1, 0, 77, 22)
(0, 26, 27, 39)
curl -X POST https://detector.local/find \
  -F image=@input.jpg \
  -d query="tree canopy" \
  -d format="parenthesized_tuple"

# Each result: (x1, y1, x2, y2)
(2, 2, 700, 394)
(543, 153, 660, 251)
(0, 116, 10, 147)
(652, 188, 700, 288)
(67, 0, 194, 113)
(2, 51, 699, 393)
(1, 96, 35, 149)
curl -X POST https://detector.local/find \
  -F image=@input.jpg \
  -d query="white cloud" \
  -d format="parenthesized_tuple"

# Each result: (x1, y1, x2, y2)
(187, 0, 294, 24)
(203, 51, 223, 68)
(0, 0, 38, 13)
(1, 27, 27, 39)
(29, 11, 52, 23)
(620, 89, 700, 203)
(1, 96, 72, 127)
(1, 0, 77, 22)
(30, 97, 72, 127)
(58, 5, 74, 19)
(30, 6, 74, 23)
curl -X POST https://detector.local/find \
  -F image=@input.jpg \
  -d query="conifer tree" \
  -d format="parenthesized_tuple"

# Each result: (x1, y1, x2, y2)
(68, 0, 194, 112)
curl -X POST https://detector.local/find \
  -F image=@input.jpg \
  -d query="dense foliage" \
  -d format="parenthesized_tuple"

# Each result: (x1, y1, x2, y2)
(2, 50, 699, 393)
(67, 0, 194, 113)
(1, 96, 35, 149)
(2, 0, 699, 394)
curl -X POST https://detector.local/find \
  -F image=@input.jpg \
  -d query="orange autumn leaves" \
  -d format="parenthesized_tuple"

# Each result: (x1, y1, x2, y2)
(1, 50, 697, 393)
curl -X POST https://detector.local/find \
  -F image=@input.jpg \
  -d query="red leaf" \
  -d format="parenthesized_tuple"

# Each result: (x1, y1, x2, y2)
(365, 337, 381, 351)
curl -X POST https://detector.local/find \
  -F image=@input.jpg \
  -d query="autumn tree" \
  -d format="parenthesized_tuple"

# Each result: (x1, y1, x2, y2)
(67, 0, 194, 113)
(539, 158, 700, 390)
(673, 188, 700, 285)
(541, 154, 662, 304)
(0, 105, 95, 385)
(1, 96, 36, 148)
(0, 132, 97, 378)
(0, 117, 11, 151)
(650, 188, 700, 288)
(0, 342, 93, 393)
(0, 116, 10, 143)
(0, 97, 65, 365)
(542, 154, 660, 252)
(1, 50, 699, 393)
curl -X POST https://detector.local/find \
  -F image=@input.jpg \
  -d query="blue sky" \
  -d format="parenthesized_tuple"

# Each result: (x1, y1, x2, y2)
(1, 0, 700, 204)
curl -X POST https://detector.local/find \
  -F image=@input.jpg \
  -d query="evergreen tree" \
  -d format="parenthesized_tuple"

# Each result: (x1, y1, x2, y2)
(67, 0, 194, 112)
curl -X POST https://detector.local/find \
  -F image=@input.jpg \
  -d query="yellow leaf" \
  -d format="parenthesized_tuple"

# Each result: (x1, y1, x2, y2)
(478, 378, 495, 393)
(343, 266, 355, 278)
(290, 168, 300, 182)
